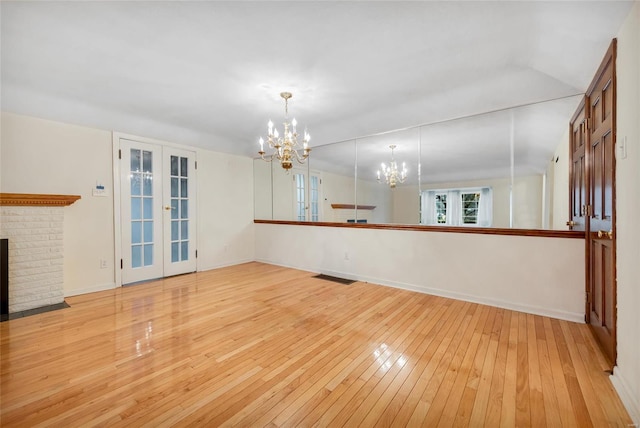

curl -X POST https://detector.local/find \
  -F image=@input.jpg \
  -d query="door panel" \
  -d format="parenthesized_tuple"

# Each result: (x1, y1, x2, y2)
(291, 168, 322, 222)
(121, 140, 164, 284)
(163, 149, 197, 277)
(585, 39, 616, 365)
(569, 101, 587, 231)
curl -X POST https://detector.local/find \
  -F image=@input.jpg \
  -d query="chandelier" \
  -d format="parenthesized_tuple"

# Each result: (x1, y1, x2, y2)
(377, 144, 407, 188)
(258, 92, 311, 170)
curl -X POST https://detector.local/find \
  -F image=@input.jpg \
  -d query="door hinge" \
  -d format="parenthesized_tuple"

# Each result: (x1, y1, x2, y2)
(195, 161, 198, 170)
(195, 250, 198, 258)
(118, 149, 122, 159)
(120, 259, 123, 269)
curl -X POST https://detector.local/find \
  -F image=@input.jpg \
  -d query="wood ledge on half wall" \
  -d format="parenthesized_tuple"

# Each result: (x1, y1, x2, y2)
(0, 193, 81, 207)
(254, 219, 585, 239)
(330, 204, 376, 210)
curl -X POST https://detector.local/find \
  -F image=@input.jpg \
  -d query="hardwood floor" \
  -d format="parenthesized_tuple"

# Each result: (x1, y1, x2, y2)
(0, 262, 632, 427)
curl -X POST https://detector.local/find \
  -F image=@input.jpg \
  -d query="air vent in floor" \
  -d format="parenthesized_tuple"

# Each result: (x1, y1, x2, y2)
(313, 274, 356, 285)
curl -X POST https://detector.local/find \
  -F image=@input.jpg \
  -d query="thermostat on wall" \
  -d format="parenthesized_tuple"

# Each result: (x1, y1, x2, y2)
(92, 183, 108, 197)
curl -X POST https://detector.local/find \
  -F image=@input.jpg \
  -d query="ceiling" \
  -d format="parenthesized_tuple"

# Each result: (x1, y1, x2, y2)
(1, 1, 634, 176)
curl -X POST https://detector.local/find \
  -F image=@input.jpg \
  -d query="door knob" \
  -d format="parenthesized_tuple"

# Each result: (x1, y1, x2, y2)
(164, 206, 171, 211)
(597, 229, 613, 239)
(566, 220, 576, 227)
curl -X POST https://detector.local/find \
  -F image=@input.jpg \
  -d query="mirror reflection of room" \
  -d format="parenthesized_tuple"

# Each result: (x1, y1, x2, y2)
(254, 94, 583, 230)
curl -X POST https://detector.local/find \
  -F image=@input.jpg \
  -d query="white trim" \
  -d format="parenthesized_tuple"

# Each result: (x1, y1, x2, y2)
(611, 366, 640, 425)
(112, 131, 200, 152)
(112, 132, 122, 287)
(65, 282, 116, 297)
(253, 259, 584, 323)
(197, 258, 255, 273)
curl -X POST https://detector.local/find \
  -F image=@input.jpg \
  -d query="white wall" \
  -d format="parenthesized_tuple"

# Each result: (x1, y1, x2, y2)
(612, 1, 640, 423)
(195, 149, 254, 271)
(255, 223, 585, 322)
(1, 112, 255, 295)
(253, 159, 272, 220)
(1, 112, 116, 295)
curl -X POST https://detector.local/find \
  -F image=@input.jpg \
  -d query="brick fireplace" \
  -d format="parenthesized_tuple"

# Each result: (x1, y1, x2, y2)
(0, 193, 80, 314)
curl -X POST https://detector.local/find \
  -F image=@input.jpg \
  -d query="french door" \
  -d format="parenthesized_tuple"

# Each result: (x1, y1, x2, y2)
(120, 139, 197, 284)
(292, 168, 322, 221)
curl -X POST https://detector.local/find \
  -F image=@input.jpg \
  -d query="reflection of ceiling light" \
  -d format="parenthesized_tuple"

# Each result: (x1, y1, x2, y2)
(258, 92, 311, 170)
(377, 145, 407, 188)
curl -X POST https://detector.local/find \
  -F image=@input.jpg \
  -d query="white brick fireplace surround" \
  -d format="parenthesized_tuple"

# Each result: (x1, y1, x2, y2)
(0, 193, 80, 313)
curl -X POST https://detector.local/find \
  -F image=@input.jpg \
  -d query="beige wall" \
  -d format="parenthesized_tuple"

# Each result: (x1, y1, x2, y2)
(357, 179, 392, 224)
(612, 1, 640, 423)
(253, 159, 272, 220)
(1, 112, 116, 295)
(391, 185, 420, 224)
(512, 175, 543, 229)
(0, 112, 255, 295)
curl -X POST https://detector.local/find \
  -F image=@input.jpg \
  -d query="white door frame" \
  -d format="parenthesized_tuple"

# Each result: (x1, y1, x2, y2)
(112, 132, 199, 287)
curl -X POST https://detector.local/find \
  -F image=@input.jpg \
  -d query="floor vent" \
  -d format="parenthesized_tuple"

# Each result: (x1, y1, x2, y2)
(313, 274, 356, 285)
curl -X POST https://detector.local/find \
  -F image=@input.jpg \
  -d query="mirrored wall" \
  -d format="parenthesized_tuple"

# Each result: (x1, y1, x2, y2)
(254, 95, 582, 230)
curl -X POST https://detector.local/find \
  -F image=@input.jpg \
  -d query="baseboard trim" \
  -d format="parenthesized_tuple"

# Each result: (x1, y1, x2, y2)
(611, 366, 640, 424)
(358, 273, 583, 323)
(197, 258, 255, 272)
(64, 282, 116, 297)
(255, 259, 584, 323)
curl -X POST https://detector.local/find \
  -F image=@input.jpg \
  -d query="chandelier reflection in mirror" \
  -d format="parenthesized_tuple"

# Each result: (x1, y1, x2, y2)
(377, 144, 407, 188)
(258, 92, 311, 170)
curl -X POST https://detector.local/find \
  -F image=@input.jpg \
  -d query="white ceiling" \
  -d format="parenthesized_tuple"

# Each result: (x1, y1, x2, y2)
(1, 1, 634, 178)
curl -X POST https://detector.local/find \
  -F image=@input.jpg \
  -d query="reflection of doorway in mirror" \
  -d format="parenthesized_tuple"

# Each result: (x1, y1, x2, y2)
(291, 168, 323, 222)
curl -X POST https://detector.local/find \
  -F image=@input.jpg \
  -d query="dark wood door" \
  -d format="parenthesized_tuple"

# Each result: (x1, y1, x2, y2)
(586, 40, 617, 365)
(569, 100, 587, 232)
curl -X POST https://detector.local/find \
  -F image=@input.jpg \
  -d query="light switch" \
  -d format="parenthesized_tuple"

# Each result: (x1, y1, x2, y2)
(618, 136, 627, 159)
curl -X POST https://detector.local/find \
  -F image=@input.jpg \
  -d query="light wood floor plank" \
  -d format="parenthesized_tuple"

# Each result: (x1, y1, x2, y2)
(0, 262, 632, 427)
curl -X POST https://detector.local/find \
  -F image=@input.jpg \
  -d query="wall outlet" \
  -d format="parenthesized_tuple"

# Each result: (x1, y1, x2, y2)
(100, 259, 108, 269)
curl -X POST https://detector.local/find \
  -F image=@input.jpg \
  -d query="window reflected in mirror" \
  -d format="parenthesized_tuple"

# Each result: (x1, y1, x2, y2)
(254, 94, 583, 230)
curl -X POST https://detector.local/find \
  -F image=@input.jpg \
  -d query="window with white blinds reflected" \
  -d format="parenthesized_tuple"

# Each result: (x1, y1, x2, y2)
(130, 149, 154, 268)
(170, 156, 189, 263)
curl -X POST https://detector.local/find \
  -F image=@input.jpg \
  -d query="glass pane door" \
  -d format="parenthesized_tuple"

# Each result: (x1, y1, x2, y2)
(163, 148, 197, 277)
(120, 140, 163, 284)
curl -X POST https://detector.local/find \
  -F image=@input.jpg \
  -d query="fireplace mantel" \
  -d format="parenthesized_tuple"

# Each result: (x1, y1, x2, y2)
(0, 193, 81, 207)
